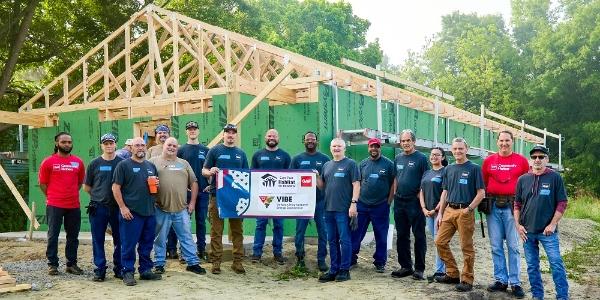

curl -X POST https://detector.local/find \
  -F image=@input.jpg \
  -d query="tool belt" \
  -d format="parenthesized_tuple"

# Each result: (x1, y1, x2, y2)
(447, 202, 469, 209)
(488, 194, 515, 209)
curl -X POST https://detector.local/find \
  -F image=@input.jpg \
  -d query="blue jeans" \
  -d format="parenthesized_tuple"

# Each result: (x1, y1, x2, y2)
(89, 204, 121, 276)
(295, 199, 327, 262)
(325, 211, 352, 274)
(426, 214, 445, 274)
(119, 212, 155, 274)
(253, 218, 284, 257)
(154, 208, 200, 267)
(46, 205, 80, 267)
(394, 198, 426, 271)
(487, 203, 521, 285)
(351, 201, 390, 266)
(167, 192, 209, 253)
(523, 232, 569, 300)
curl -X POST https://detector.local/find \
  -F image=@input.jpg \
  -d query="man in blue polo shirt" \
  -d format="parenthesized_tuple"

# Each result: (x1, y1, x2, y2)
(351, 138, 395, 273)
(250, 129, 291, 265)
(317, 138, 360, 283)
(202, 123, 249, 275)
(112, 137, 162, 286)
(391, 129, 430, 280)
(292, 131, 330, 272)
(515, 145, 569, 300)
(84, 133, 123, 281)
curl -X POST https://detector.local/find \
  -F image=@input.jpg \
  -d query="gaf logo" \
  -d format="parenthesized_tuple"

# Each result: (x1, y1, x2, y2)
(301, 176, 312, 187)
(261, 173, 277, 187)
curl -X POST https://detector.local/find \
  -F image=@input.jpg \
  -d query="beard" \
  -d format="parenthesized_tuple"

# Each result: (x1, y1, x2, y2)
(304, 142, 315, 151)
(369, 150, 379, 158)
(58, 145, 72, 154)
(135, 151, 146, 158)
(266, 139, 278, 147)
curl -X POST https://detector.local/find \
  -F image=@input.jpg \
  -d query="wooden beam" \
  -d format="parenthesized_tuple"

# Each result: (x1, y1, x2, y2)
(0, 111, 44, 127)
(0, 164, 39, 228)
(207, 63, 295, 147)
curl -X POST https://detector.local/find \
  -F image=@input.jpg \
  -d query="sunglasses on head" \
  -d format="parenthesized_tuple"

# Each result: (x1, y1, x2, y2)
(530, 155, 546, 160)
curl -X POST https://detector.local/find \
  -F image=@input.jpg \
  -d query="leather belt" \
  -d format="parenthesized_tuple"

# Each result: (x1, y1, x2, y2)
(447, 202, 469, 209)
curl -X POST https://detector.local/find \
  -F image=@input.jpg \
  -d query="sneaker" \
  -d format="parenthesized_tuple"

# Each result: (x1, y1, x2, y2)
(48, 266, 59, 276)
(122, 272, 136, 286)
(412, 270, 425, 280)
(186, 264, 207, 275)
(139, 271, 162, 280)
(391, 267, 414, 278)
(154, 266, 165, 274)
(211, 262, 221, 275)
(66, 264, 84, 275)
(374, 264, 385, 273)
(166, 250, 179, 259)
(434, 274, 460, 284)
(317, 260, 329, 272)
(455, 282, 473, 292)
(231, 262, 246, 274)
(274, 255, 287, 265)
(318, 272, 337, 283)
(335, 269, 351, 282)
(487, 281, 508, 292)
(511, 285, 526, 299)
(250, 255, 261, 263)
(92, 272, 105, 282)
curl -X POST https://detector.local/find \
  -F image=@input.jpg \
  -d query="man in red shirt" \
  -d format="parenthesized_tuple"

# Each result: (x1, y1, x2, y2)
(482, 131, 529, 298)
(39, 132, 85, 276)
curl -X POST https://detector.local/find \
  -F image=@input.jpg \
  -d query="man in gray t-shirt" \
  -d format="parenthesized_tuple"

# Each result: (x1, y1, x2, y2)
(317, 138, 360, 283)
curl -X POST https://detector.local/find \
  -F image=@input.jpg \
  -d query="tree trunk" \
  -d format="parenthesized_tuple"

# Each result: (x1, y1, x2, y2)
(0, 0, 40, 101)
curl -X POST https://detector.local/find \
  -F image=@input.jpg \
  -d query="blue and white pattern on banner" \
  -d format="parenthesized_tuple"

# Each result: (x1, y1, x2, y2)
(216, 169, 316, 219)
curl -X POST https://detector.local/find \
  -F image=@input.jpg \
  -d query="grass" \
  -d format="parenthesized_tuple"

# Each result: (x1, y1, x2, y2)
(562, 196, 600, 284)
(274, 264, 320, 281)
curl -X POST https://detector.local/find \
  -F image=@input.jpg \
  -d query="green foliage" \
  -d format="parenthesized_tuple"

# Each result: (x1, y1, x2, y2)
(563, 195, 600, 223)
(0, 173, 29, 232)
(274, 264, 318, 281)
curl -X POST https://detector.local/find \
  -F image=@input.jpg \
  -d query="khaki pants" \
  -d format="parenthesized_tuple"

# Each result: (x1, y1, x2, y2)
(208, 195, 244, 263)
(434, 207, 475, 284)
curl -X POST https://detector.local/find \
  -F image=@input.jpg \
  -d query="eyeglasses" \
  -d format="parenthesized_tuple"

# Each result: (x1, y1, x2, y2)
(530, 155, 546, 160)
(133, 144, 146, 147)
(430, 153, 442, 157)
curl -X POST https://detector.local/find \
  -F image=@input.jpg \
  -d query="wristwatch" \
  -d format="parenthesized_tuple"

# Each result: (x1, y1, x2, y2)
(467, 206, 474, 212)
(351, 200, 358, 204)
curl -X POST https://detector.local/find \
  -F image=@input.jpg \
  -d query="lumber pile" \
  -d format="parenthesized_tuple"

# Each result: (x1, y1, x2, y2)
(0, 267, 31, 294)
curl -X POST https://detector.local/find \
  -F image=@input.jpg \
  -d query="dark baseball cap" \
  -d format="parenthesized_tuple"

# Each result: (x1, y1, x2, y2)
(529, 145, 549, 155)
(186, 121, 199, 129)
(368, 138, 381, 146)
(155, 124, 170, 133)
(223, 123, 237, 132)
(100, 133, 117, 143)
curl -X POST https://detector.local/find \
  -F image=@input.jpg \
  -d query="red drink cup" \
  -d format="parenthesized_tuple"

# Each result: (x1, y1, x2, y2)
(147, 176, 158, 194)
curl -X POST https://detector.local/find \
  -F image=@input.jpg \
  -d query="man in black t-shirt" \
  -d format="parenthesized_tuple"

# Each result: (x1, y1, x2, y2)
(514, 145, 569, 300)
(250, 129, 291, 265)
(391, 130, 430, 280)
(112, 137, 162, 286)
(202, 124, 249, 275)
(84, 133, 123, 281)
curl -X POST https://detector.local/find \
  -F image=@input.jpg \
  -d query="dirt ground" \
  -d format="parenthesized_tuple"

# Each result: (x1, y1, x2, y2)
(1, 218, 599, 300)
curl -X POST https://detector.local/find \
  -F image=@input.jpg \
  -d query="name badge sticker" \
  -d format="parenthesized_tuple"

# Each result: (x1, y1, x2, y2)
(334, 172, 345, 178)
(99, 166, 112, 171)
(397, 165, 404, 170)
(540, 189, 551, 195)
(459, 178, 468, 185)
(133, 167, 140, 173)
(369, 173, 379, 179)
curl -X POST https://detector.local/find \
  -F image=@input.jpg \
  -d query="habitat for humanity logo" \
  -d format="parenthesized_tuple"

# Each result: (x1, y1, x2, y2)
(259, 196, 274, 208)
(261, 173, 277, 187)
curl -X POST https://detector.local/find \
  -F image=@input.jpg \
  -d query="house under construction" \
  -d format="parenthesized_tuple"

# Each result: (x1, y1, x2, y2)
(0, 5, 561, 233)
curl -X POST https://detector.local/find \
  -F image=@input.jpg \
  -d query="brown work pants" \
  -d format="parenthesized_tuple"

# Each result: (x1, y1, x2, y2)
(434, 207, 475, 284)
(208, 195, 244, 263)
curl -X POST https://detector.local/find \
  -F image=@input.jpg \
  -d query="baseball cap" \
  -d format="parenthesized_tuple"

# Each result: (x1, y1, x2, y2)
(155, 124, 170, 133)
(529, 145, 549, 155)
(100, 133, 117, 143)
(367, 138, 381, 146)
(124, 139, 134, 146)
(223, 123, 237, 132)
(186, 121, 199, 129)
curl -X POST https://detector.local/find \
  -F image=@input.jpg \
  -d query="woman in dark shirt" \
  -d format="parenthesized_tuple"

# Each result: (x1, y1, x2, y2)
(419, 147, 448, 280)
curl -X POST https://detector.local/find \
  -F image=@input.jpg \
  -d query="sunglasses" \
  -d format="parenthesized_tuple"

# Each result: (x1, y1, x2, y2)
(530, 155, 546, 160)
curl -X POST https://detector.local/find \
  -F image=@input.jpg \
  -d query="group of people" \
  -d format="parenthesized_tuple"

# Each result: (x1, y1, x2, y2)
(39, 124, 569, 299)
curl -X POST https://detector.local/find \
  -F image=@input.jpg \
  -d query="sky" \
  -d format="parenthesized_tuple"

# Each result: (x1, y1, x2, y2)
(343, 0, 513, 66)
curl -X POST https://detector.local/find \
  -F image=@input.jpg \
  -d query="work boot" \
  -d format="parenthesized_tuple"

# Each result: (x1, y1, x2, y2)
(335, 269, 351, 282)
(487, 281, 508, 292)
(122, 272, 136, 286)
(66, 264, 84, 275)
(154, 266, 165, 274)
(455, 282, 473, 292)
(318, 272, 337, 283)
(274, 254, 287, 265)
(92, 271, 105, 282)
(374, 264, 385, 273)
(48, 266, 59, 276)
(139, 270, 162, 280)
(412, 270, 425, 280)
(511, 285, 526, 299)
(391, 267, 413, 278)
(186, 264, 207, 275)
(434, 274, 460, 284)
(295, 256, 306, 269)
(211, 262, 221, 275)
(231, 261, 246, 274)
(317, 260, 329, 272)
